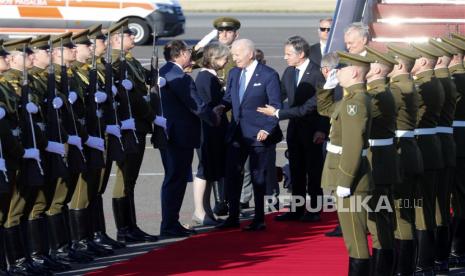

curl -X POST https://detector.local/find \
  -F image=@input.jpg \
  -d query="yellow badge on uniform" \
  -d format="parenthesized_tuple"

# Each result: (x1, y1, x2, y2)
(347, 104, 358, 116)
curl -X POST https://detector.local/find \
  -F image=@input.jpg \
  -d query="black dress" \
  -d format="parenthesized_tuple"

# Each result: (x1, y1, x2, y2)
(194, 70, 228, 181)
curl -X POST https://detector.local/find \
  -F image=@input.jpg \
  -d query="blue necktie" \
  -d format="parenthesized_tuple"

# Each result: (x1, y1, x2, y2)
(295, 68, 300, 87)
(239, 68, 247, 103)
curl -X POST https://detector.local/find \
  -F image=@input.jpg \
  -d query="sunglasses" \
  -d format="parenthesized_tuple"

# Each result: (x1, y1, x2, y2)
(319, 27, 331, 32)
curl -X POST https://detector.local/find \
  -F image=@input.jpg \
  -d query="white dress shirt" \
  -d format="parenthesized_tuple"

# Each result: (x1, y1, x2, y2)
(320, 41, 327, 55)
(241, 59, 258, 90)
(295, 58, 310, 86)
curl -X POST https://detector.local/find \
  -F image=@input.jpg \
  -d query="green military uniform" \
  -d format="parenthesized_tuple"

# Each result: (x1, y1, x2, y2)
(364, 47, 399, 261)
(318, 52, 373, 274)
(411, 42, 445, 273)
(109, 19, 158, 243)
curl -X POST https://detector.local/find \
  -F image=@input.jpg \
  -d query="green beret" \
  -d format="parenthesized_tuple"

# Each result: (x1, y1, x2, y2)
(442, 37, 465, 53)
(0, 39, 9, 57)
(30, 35, 51, 50)
(88, 24, 105, 40)
(51, 32, 75, 48)
(213, 17, 241, 31)
(108, 19, 134, 36)
(4, 37, 33, 54)
(429, 38, 459, 57)
(72, 29, 92, 45)
(365, 46, 398, 66)
(337, 51, 371, 67)
(451, 33, 465, 42)
(386, 43, 420, 62)
(410, 43, 443, 59)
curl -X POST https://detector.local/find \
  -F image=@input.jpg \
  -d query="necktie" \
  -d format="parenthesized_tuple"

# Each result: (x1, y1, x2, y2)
(295, 68, 300, 87)
(239, 68, 247, 103)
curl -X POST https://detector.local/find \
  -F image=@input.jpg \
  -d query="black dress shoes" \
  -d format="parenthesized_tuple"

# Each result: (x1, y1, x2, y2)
(161, 224, 197, 238)
(300, 212, 321, 222)
(274, 212, 302, 222)
(243, 221, 266, 231)
(215, 217, 240, 229)
(325, 224, 343, 237)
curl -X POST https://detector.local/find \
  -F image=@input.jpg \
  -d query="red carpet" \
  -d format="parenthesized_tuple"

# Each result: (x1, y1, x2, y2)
(88, 212, 349, 275)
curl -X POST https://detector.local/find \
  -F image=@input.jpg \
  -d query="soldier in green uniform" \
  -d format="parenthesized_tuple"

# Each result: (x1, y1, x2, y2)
(429, 38, 460, 273)
(443, 34, 465, 268)
(386, 43, 423, 275)
(3, 38, 50, 275)
(87, 24, 127, 250)
(364, 46, 399, 275)
(410, 42, 445, 274)
(108, 19, 158, 243)
(318, 51, 373, 275)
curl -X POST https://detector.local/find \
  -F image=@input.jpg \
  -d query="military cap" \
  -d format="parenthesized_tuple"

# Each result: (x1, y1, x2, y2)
(4, 38, 33, 54)
(108, 19, 134, 35)
(337, 51, 371, 67)
(410, 43, 443, 59)
(30, 35, 51, 50)
(88, 24, 105, 40)
(365, 46, 398, 66)
(213, 17, 241, 31)
(442, 37, 465, 53)
(429, 38, 459, 57)
(0, 40, 9, 57)
(451, 33, 465, 42)
(386, 43, 420, 62)
(51, 32, 75, 48)
(72, 29, 92, 45)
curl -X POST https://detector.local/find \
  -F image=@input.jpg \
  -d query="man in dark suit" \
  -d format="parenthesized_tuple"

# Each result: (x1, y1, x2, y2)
(159, 40, 219, 237)
(258, 36, 327, 222)
(310, 18, 332, 67)
(216, 39, 282, 231)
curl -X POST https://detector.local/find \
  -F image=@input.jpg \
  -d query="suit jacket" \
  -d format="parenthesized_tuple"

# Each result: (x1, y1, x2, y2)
(159, 62, 215, 149)
(280, 61, 328, 143)
(310, 43, 323, 67)
(223, 62, 282, 147)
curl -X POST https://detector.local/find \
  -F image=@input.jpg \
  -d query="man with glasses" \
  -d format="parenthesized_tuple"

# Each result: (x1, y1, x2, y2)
(310, 18, 332, 66)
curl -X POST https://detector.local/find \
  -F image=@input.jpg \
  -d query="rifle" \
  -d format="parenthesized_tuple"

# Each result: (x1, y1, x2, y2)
(118, 26, 138, 153)
(47, 38, 68, 179)
(85, 38, 105, 169)
(103, 36, 124, 162)
(60, 39, 86, 173)
(149, 24, 167, 148)
(21, 44, 44, 186)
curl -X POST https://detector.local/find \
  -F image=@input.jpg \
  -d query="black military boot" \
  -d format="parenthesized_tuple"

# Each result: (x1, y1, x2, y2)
(415, 230, 435, 275)
(370, 248, 394, 276)
(394, 239, 415, 275)
(68, 209, 113, 257)
(91, 195, 125, 250)
(348, 257, 370, 276)
(47, 213, 94, 263)
(450, 218, 465, 268)
(0, 227, 9, 276)
(4, 224, 50, 275)
(434, 225, 450, 274)
(127, 193, 158, 242)
(113, 197, 153, 243)
(27, 218, 71, 272)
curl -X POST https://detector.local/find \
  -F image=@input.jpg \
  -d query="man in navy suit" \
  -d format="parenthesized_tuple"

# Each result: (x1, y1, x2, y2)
(216, 39, 282, 231)
(158, 40, 219, 237)
(258, 36, 327, 222)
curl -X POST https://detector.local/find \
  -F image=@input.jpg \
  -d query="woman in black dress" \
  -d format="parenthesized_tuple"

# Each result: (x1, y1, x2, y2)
(192, 42, 229, 226)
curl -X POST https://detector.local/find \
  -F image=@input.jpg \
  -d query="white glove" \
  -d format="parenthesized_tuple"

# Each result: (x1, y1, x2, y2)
(94, 91, 107, 103)
(196, 29, 218, 49)
(105, 124, 121, 138)
(52, 97, 63, 109)
(67, 135, 83, 150)
(96, 109, 103, 118)
(26, 102, 39, 114)
(23, 148, 41, 162)
(153, 115, 167, 129)
(158, 77, 166, 88)
(336, 186, 351, 198)
(323, 69, 339, 90)
(0, 107, 5, 120)
(68, 91, 78, 104)
(121, 118, 136, 130)
(0, 158, 6, 172)
(112, 85, 118, 96)
(85, 136, 105, 152)
(45, 141, 66, 156)
(122, 79, 133, 90)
